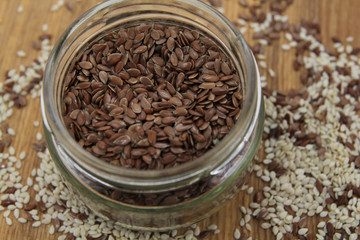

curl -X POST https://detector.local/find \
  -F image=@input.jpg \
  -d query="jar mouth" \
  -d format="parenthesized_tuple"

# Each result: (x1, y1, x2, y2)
(41, 0, 262, 186)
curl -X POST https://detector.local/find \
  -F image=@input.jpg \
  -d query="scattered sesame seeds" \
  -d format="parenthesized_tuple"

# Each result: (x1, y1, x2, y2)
(0, 1, 360, 240)
(33, 120, 40, 127)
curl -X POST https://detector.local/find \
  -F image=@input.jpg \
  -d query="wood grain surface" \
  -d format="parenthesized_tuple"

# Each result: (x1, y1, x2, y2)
(0, 0, 359, 239)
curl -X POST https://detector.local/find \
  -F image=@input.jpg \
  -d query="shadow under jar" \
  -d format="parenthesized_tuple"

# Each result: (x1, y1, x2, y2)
(41, 0, 264, 231)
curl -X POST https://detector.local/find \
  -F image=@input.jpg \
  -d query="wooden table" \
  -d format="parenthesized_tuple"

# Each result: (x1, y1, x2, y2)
(0, 0, 359, 239)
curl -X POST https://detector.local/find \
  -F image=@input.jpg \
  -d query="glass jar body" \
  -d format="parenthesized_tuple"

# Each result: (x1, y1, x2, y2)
(42, 0, 264, 231)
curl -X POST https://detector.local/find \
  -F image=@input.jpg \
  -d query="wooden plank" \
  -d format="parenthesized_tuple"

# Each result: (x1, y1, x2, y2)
(0, 0, 359, 239)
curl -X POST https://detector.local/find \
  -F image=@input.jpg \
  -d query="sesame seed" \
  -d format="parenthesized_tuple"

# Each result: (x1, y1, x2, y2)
(240, 27, 247, 34)
(17, 50, 27, 58)
(7, 128, 15, 135)
(207, 224, 217, 230)
(32, 221, 41, 227)
(33, 121, 40, 127)
(247, 187, 254, 194)
(17, 5, 24, 13)
(9, 147, 15, 155)
(239, 218, 245, 227)
(19, 151, 26, 160)
(234, 228, 241, 239)
(5, 217, 12, 226)
(298, 228, 308, 235)
(281, 44, 291, 50)
(268, 69, 275, 78)
(42, 24, 48, 32)
(36, 132, 42, 141)
(346, 36, 354, 42)
(3, 210, 10, 217)
(245, 223, 252, 231)
(18, 217, 27, 223)
(14, 209, 19, 219)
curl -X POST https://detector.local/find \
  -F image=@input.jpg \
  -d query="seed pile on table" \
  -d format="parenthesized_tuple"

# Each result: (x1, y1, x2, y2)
(0, 0, 360, 240)
(62, 24, 242, 169)
(232, 0, 360, 240)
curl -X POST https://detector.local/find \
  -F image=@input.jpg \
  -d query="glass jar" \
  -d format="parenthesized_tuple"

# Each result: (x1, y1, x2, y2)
(41, 0, 264, 231)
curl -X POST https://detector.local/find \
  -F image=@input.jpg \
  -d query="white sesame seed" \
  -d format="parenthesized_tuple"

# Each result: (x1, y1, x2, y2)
(49, 225, 55, 234)
(9, 146, 15, 155)
(17, 50, 27, 58)
(17, 217, 27, 223)
(244, 214, 251, 223)
(298, 228, 308, 235)
(259, 39, 268, 46)
(42, 24, 48, 32)
(349, 233, 358, 240)
(281, 44, 291, 50)
(234, 228, 241, 239)
(276, 232, 283, 240)
(7, 128, 15, 136)
(7, 204, 16, 211)
(261, 222, 271, 229)
(36, 132, 42, 141)
(207, 224, 217, 230)
(17, 5, 24, 13)
(3, 210, 10, 217)
(239, 218, 245, 227)
(240, 27, 247, 34)
(285, 33, 293, 41)
(194, 227, 200, 236)
(259, 61, 267, 69)
(245, 223, 252, 231)
(32, 221, 41, 227)
(240, 184, 248, 191)
(33, 121, 40, 127)
(236, 18, 247, 26)
(14, 209, 19, 219)
(346, 36, 354, 42)
(19, 151, 26, 160)
(261, 175, 271, 182)
(5, 217, 12, 226)
(268, 69, 275, 78)
(240, 206, 247, 214)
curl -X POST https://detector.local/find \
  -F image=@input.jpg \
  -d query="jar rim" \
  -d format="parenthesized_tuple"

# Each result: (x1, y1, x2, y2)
(41, 0, 262, 186)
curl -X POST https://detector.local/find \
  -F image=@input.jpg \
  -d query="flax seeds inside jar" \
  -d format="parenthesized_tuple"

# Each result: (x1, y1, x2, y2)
(41, 0, 264, 231)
